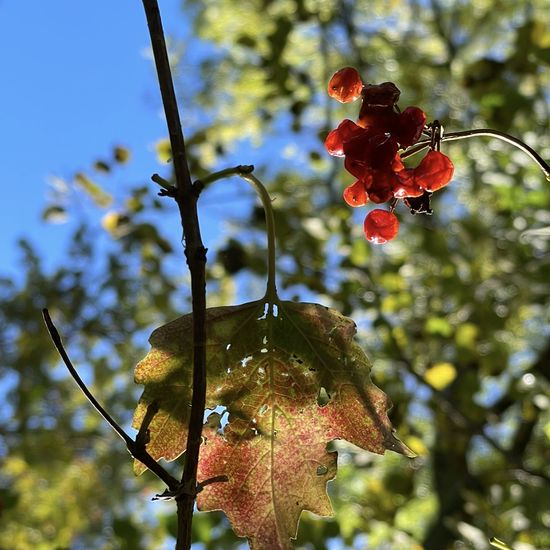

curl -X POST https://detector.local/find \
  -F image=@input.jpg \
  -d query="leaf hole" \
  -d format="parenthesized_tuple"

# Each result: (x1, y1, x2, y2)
(316, 465, 328, 476)
(204, 406, 229, 435)
(257, 302, 269, 320)
(317, 387, 331, 407)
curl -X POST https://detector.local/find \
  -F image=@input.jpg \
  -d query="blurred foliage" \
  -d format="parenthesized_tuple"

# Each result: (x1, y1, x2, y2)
(2, 0, 550, 548)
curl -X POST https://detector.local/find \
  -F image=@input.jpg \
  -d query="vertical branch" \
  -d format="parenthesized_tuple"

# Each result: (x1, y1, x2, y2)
(142, 1, 207, 548)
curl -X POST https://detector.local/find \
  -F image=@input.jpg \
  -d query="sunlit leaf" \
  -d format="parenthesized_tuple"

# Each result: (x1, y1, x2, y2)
(424, 362, 457, 390)
(520, 226, 550, 240)
(133, 299, 412, 549)
(155, 138, 172, 164)
(113, 145, 131, 164)
(93, 160, 111, 173)
(74, 172, 112, 207)
(42, 205, 67, 223)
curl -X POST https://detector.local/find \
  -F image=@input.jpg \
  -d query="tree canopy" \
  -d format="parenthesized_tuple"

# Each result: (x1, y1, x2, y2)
(2, 1, 549, 548)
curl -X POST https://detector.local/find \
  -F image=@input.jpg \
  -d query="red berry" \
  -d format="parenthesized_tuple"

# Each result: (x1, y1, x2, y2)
(343, 180, 368, 207)
(364, 169, 399, 203)
(324, 119, 363, 157)
(414, 150, 454, 191)
(328, 67, 364, 103)
(393, 168, 424, 199)
(395, 106, 427, 148)
(363, 209, 399, 244)
(343, 131, 398, 173)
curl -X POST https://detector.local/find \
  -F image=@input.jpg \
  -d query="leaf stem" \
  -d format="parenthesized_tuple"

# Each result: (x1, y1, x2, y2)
(238, 171, 278, 302)
(402, 128, 550, 180)
(42, 309, 179, 490)
(194, 165, 278, 302)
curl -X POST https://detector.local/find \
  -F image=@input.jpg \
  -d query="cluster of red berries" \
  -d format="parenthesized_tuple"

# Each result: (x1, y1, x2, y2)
(325, 67, 454, 244)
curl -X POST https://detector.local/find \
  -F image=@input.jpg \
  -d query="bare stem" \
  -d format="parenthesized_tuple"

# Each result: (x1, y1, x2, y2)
(142, 1, 207, 548)
(42, 309, 179, 490)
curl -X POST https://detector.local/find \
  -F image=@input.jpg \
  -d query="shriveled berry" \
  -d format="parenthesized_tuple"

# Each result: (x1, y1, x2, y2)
(365, 169, 399, 203)
(362, 82, 401, 107)
(357, 104, 399, 132)
(343, 180, 368, 207)
(363, 209, 399, 244)
(328, 67, 364, 103)
(414, 150, 454, 191)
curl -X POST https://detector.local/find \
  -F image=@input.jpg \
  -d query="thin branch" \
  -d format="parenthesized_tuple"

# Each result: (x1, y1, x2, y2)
(42, 309, 179, 490)
(402, 128, 550, 180)
(142, 1, 208, 547)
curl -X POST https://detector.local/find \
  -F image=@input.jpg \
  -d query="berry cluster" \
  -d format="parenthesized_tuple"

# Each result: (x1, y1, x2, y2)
(326, 67, 454, 244)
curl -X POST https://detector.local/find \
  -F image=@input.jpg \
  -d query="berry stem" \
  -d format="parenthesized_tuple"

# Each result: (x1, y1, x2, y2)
(403, 128, 550, 180)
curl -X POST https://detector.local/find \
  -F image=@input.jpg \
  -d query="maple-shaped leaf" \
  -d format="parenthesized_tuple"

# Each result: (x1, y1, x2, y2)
(132, 299, 412, 549)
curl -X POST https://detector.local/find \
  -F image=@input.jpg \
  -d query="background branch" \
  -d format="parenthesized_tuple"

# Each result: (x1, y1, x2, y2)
(42, 309, 179, 490)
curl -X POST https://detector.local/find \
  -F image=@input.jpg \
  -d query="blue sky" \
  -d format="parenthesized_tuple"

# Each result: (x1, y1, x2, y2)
(0, 0, 186, 278)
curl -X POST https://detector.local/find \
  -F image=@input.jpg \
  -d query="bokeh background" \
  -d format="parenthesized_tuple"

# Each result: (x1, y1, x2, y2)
(1, 0, 549, 548)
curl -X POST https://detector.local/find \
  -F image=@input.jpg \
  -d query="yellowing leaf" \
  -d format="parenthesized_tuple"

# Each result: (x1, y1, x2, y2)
(455, 323, 478, 349)
(155, 138, 172, 164)
(133, 299, 412, 549)
(424, 362, 457, 390)
(113, 145, 131, 164)
(101, 211, 120, 233)
(74, 172, 112, 207)
(404, 435, 428, 456)
(101, 211, 130, 238)
(424, 317, 453, 337)
(42, 205, 67, 224)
